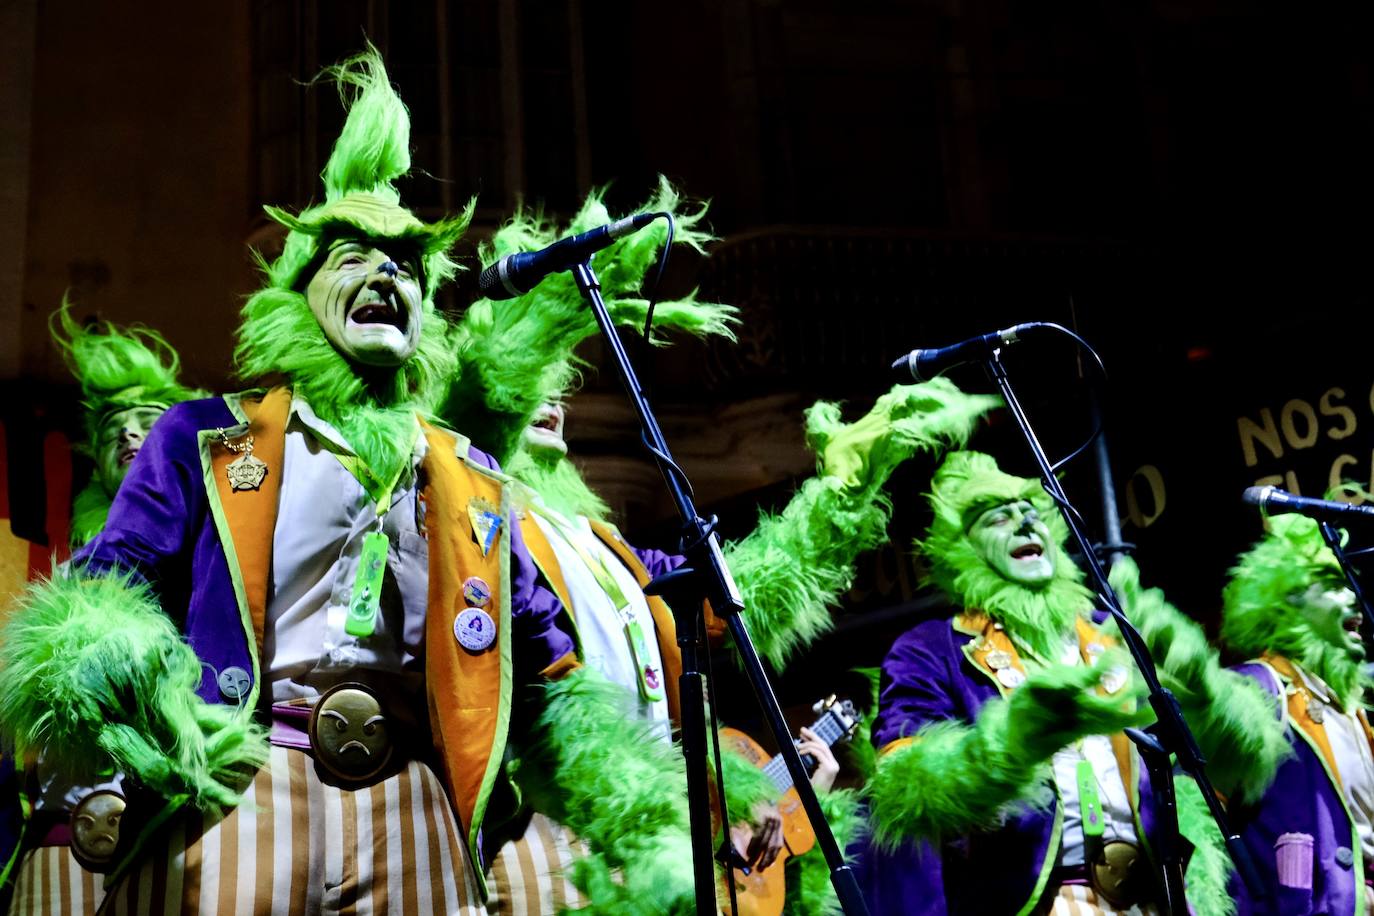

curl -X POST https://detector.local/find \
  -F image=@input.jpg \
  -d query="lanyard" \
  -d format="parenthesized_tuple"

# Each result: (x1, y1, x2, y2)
(328, 437, 415, 639)
(535, 506, 664, 703)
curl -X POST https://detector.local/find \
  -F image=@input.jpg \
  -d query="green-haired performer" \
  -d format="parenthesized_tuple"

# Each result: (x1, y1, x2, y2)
(0, 304, 206, 911)
(0, 50, 704, 915)
(862, 451, 1288, 916)
(447, 194, 1000, 914)
(1221, 515, 1374, 916)
(49, 300, 206, 547)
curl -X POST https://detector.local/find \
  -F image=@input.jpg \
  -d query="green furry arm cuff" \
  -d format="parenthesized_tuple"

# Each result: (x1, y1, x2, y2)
(1178, 775, 1237, 916)
(0, 572, 267, 811)
(727, 380, 999, 671)
(788, 788, 866, 916)
(725, 478, 890, 670)
(719, 746, 779, 822)
(867, 702, 1045, 847)
(869, 657, 1149, 846)
(1109, 557, 1290, 801)
(805, 378, 1001, 498)
(510, 668, 693, 913)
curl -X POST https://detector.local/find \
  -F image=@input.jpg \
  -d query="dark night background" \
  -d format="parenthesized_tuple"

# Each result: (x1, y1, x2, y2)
(2, 1, 1372, 759)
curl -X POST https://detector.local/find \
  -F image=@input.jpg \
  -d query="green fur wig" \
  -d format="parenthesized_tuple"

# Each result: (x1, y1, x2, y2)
(447, 177, 732, 466)
(0, 572, 266, 809)
(916, 450, 1096, 660)
(1177, 775, 1236, 916)
(1222, 514, 1367, 708)
(50, 299, 204, 545)
(234, 47, 473, 487)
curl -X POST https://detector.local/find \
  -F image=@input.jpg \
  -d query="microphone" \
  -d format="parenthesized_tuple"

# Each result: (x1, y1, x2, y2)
(891, 322, 1040, 381)
(477, 213, 659, 301)
(1242, 486, 1374, 525)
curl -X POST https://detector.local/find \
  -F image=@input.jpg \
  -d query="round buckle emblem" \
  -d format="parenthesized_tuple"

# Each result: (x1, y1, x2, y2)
(69, 789, 126, 872)
(308, 683, 393, 784)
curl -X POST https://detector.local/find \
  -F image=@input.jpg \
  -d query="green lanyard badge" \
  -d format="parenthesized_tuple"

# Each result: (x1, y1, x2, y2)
(536, 507, 664, 703)
(346, 530, 390, 637)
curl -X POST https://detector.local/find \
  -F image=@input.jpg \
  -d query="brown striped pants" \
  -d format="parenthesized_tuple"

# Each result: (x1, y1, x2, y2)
(1045, 884, 1159, 916)
(485, 813, 587, 916)
(10, 745, 485, 915)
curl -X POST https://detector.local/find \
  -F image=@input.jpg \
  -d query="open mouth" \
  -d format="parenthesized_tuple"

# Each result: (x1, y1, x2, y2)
(119, 447, 139, 466)
(349, 297, 408, 331)
(1011, 543, 1044, 560)
(1344, 614, 1363, 634)
(529, 405, 565, 437)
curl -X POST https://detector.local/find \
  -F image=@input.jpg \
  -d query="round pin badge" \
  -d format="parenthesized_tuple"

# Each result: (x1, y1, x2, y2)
(997, 667, 1027, 689)
(1101, 666, 1130, 695)
(985, 650, 1013, 671)
(454, 607, 497, 651)
(462, 577, 492, 608)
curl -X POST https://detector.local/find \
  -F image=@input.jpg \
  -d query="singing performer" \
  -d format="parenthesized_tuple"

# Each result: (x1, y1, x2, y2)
(864, 450, 1287, 915)
(0, 49, 699, 914)
(455, 196, 1001, 912)
(1221, 514, 1374, 916)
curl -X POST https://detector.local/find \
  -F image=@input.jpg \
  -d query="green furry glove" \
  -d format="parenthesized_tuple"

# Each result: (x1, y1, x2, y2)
(726, 380, 998, 671)
(805, 378, 1002, 495)
(869, 652, 1149, 846)
(1108, 557, 1290, 801)
(0, 572, 268, 811)
(510, 668, 694, 914)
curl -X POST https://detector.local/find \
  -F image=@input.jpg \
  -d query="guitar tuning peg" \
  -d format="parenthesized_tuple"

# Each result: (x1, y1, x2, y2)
(811, 693, 837, 714)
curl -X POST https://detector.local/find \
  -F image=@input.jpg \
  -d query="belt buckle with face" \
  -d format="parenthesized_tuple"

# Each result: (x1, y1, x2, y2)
(69, 789, 127, 872)
(308, 682, 393, 784)
(1090, 839, 1144, 908)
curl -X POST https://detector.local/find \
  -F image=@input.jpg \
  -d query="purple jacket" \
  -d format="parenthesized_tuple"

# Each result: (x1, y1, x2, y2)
(74, 395, 572, 708)
(864, 612, 1159, 916)
(1229, 661, 1364, 916)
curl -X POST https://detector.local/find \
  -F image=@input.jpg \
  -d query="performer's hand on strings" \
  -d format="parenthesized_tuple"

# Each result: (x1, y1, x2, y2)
(731, 801, 784, 871)
(800, 727, 839, 794)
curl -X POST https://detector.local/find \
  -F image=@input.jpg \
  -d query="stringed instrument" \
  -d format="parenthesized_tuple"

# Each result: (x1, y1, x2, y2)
(720, 695, 860, 916)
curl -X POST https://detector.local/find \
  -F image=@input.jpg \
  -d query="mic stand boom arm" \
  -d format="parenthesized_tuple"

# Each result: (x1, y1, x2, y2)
(571, 261, 871, 916)
(981, 348, 1259, 915)
(1317, 521, 1374, 633)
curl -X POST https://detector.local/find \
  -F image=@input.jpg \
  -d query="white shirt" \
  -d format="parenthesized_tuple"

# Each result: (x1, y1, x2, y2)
(1048, 639, 1139, 867)
(264, 397, 429, 709)
(1293, 665, 1374, 863)
(531, 505, 671, 735)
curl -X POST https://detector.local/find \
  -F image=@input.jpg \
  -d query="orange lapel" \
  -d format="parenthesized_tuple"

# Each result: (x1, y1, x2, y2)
(211, 387, 289, 650)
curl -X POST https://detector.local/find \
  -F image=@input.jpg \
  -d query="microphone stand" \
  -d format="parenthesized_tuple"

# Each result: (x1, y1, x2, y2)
(1317, 522, 1374, 631)
(981, 348, 1259, 914)
(571, 261, 870, 916)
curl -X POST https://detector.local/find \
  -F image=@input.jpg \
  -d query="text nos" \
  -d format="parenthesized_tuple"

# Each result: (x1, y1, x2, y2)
(1237, 385, 1373, 502)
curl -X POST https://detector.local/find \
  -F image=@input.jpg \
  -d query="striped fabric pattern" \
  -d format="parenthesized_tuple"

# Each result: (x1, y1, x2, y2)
(1048, 883, 1158, 916)
(486, 813, 587, 916)
(13, 746, 486, 915)
(7, 845, 104, 915)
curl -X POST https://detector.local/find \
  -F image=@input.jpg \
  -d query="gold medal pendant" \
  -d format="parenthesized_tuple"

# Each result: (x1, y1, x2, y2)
(226, 452, 269, 491)
(218, 429, 268, 491)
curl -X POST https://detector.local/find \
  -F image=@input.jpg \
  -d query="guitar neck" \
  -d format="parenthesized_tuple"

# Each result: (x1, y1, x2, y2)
(758, 711, 850, 794)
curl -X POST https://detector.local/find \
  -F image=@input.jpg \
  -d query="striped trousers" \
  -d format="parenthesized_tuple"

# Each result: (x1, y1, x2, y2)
(485, 813, 587, 916)
(1045, 884, 1159, 916)
(9, 745, 485, 915)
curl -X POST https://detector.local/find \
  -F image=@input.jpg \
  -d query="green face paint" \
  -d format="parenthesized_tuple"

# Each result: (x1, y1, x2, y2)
(1292, 579, 1365, 662)
(95, 405, 167, 494)
(967, 500, 1056, 589)
(305, 239, 424, 368)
